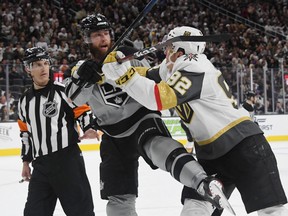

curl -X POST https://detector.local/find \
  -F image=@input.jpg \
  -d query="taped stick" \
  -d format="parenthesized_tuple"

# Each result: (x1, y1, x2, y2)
(118, 34, 231, 63)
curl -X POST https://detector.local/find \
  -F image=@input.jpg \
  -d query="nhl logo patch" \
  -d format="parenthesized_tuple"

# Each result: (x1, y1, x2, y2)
(43, 100, 58, 117)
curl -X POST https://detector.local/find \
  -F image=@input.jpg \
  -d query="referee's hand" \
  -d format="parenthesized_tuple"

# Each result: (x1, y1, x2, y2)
(79, 128, 100, 141)
(21, 161, 31, 182)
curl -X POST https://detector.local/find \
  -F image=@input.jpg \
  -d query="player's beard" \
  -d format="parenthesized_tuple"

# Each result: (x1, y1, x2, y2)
(89, 43, 112, 63)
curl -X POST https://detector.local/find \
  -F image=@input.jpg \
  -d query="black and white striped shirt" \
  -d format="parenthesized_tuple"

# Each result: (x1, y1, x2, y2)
(18, 80, 94, 162)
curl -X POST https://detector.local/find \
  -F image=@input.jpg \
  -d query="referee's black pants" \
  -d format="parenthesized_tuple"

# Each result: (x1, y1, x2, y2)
(24, 144, 95, 216)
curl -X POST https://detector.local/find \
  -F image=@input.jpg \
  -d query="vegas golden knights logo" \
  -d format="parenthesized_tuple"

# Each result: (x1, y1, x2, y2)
(183, 31, 191, 36)
(176, 103, 194, 123)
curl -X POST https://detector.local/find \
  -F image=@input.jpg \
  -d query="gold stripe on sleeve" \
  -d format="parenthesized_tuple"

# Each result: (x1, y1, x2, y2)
(157, 81, 178, 110)
(134, 67, 149, 76)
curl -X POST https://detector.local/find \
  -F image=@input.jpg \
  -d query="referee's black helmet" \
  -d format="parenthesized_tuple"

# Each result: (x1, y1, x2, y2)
(23, 47, 50, 66)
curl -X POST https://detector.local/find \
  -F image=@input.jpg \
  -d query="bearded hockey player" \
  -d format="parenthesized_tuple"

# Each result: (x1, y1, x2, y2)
(66, 14, 234, 216)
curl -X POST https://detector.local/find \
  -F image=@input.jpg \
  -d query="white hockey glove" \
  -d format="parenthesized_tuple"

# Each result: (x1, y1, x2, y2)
(102, 51, 136, 86)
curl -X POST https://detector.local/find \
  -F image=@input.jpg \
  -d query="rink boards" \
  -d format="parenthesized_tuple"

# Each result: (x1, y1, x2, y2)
(0, 115, 288, 156)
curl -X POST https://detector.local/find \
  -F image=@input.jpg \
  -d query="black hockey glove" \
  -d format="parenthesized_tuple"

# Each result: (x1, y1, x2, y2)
(72, 60, 103, 85)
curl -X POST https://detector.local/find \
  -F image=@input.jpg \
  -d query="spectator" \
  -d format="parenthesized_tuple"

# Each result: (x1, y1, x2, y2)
(13, 43, 25, 60)
(133, 35, 144, 50)
(0, 0, 287, 116)
(242, 91, 257, 119)
(2, 44, 14, 62)
(48, 38, 59, 56)
(0, 42, 4, 62)
(67, 47, 78, 63)
(9, 66, 22, 82)
(14, 58, 25, 76)
(35, 36, 48, 50)
(0, 105, 9, 121)
(275, 101, 285, 114)
(59, 58, 69, 73)
(58, 27, 68, 40)
(0, 65, 5, 80)
(57, 40, 69, 59)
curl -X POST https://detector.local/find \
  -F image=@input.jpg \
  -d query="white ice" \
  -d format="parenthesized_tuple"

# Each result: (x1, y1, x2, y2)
(0, 141, 287, 216)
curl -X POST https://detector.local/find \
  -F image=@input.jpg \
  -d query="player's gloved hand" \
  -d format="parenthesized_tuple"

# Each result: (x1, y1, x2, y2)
(102, 51, 136, 86)
(72, 60, 103, 85)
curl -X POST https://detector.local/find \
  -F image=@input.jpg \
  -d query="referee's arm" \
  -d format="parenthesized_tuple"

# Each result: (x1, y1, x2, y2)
(17, 119, 33, 162)
(73, 104, 95, 132)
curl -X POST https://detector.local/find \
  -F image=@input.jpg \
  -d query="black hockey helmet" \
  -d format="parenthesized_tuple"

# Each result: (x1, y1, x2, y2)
(80, 13, 113, 43)
(23, 47, 50, 66)
(245, 91, 255, 98)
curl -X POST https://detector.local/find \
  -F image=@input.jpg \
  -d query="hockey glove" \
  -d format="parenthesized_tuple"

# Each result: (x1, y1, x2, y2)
(102, 51, 135, 86)
(72, 60, 104, 85)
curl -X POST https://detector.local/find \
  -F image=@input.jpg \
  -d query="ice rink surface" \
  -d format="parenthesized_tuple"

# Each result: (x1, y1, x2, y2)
(0, 141, 287, 216)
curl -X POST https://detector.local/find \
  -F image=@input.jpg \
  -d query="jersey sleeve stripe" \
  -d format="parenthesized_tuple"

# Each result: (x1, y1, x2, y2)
(73, 105, 91, 118)
(157, 81, 178, 110)
(154, 85, 162, 110)
(17, 119, 28, 132)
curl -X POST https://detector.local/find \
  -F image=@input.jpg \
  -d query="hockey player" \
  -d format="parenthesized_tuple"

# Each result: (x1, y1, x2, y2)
(242, 91, 256, 119)
(102, 26, 288, 216)
(66, 14, 233, 216)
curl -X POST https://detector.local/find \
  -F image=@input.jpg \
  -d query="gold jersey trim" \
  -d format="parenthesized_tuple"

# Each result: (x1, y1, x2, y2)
(157, 81, 178, 110)
(197, 116, 252, 145)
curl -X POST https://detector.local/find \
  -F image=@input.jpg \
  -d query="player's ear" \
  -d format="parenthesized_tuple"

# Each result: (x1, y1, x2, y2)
(177, 50, 185, 57)
(25, 67, 30, 73)
(25, 66, 32, 75)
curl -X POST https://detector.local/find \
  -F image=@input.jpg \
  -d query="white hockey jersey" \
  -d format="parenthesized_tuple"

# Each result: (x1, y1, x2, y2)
(122, 53, 263, 159)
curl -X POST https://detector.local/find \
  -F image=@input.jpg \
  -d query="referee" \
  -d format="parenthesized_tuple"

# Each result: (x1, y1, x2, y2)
(17, 47, 97, 216)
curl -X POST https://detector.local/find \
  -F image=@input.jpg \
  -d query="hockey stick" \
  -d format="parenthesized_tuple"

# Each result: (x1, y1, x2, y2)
(70, 0, 158, 100)
(107, 0, 158, 56)
(117, 33, 231, 63)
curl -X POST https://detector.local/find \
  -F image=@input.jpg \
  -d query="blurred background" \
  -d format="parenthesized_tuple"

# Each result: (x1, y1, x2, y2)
(0, 0, 287, 121)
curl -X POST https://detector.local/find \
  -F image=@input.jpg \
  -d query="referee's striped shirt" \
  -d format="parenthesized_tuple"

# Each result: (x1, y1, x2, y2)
(17, 80, 94, 162)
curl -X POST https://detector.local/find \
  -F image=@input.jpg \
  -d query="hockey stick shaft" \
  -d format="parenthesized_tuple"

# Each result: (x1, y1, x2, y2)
(107, 0, 158, 57)
(118, 34, 231, 63)
(70, 0, 158, 100)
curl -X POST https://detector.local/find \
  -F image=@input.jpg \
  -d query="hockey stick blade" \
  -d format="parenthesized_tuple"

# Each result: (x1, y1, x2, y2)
(118, 33, 231, 63)
(210, 182, 236, 215)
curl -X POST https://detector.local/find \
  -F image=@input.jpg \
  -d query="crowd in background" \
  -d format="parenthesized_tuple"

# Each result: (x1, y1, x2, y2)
(0, 0, 288, 121)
